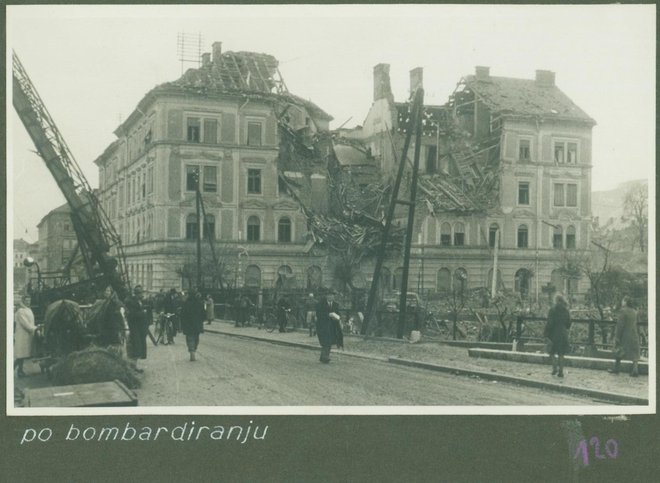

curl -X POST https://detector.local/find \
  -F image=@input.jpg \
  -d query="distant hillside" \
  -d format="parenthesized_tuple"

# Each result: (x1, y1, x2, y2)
(591, 179, 647, 228)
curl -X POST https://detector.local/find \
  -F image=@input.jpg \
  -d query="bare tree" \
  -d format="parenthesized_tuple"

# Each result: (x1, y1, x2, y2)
(622, 183, 647, 253)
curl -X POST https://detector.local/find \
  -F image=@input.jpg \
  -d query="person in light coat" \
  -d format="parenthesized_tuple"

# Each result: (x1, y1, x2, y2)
(609, 296, 641, 377)
(14, 295, 38, 377)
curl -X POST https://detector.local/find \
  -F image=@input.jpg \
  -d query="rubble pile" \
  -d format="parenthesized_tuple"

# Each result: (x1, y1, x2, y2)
(50, 347, 140, 389)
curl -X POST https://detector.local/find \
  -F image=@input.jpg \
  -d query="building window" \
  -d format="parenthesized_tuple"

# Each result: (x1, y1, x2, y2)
(187, 118, 201, 143)
(247, 216, 261, 242)
(489, 223, 500, 248)
(440, 222, 452, 246)
(515, 269, 532, 298)
(426, 145, 437, 173)
(518, 182, 530, 205)
(185, 214, 198, 240)
(203, 119, 218, 144)
(553, 225, 563, 249)
(186, 166, 199, 191)
(245, 265, 262, 288)
(203, 166, 217, 192)
(554, 143, 564, 163)
(567, 143, 578, 164)
(554, 141, 579, 164)
(203, 215, 215, 240)
(307, 265, 323, 289)
(566, 225, 576, 249)
(454, 222, 465, 246)
(437, 268, 451, 292)
(518, 139, 531, 161)
(554, 183, 578, 207)
(247, 122, 262, 146)
(278, 217, 292, 243)
(517, 224, 528, 248)
(247, 169, 262, 194)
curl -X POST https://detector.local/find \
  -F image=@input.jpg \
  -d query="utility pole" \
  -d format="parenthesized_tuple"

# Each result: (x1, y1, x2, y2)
(491, 228, 499, 298)
(194, 169, 202, 290)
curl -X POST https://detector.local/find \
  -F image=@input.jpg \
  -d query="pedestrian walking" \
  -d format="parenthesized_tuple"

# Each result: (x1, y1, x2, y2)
(315, 292, 342, 363)
(276, 296, 291, 333)
(124, 285, 149, 373)
(181, 289, 206, 361)
(14, 294, 38, 377)
(305, 293, 317, 337)
(204, 294, 215, 325)
(609, 296, 641, 377)
(543, 293, 571, 377)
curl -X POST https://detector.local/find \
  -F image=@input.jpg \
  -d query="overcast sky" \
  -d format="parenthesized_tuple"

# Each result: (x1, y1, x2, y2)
(7, 4, 655, 243)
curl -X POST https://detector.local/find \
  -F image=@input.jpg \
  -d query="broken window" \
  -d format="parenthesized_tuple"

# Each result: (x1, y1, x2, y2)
(567, 143, 578, 164)
(489, 223, 500, 248)
(553, 225, 563, 249)
(440, 222, 452, 246)
(247, 216, 261, 242)
(454, 222, 465, 246)
(186, 166, 200, 191)
(278, 217, 292, 243)
(202, 119, 218, 144)
(187, 118, 201, 143)
(519, 139, 531, 161)
(247, 169, 262, 194)
(426, 145, 437, 174)
(566, 184, 578, 207)
(185, 214, 198, 240)
(517, 225, 528, 248)
(554, 143, 565, 163)
(518, 182, 530, 205)
(247, 121, 262, 146)
(203, 166, 217, 192)
(554, 183, 564, 206)
(566, 225, 576, 249)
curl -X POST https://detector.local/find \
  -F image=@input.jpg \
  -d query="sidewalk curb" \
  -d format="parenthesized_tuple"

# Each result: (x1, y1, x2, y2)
(387, 357, 648, 406)
(206, 326, 648, 405)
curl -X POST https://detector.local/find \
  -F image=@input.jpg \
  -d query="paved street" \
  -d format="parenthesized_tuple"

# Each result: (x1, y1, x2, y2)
(134, 332, 598, 406)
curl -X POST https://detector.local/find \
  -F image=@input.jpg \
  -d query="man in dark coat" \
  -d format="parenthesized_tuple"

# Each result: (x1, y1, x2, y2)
(180, 289, 206, 361)
(276, 297, 291, 333)
(609, 296, 641, 377)
(544, 293, 571, 377)
(315, 292, 343, 363)
(125, 285, 149, 372)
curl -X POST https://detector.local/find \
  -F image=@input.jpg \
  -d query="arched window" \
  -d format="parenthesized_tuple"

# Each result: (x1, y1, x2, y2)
(440, 222, 452, 246)
(278, 217, 292, 243)
(247, 216, 260, 242)
(437, 268, 451, 292)
(245, 265, 261, 288)
(515, 269, 532, 298)
(276, 265, 295, 289)
(204, 215, 215, 240)
(552, 225, 563, 249)
(489, 223, 500, 248)
(185, 214, 198, 240)
(307, 265, 322, 289)
(454, 222, 465, 246)
(566, 225, 576, 249)
(517, 224, 528, 248)
(453, 268, 468, 292)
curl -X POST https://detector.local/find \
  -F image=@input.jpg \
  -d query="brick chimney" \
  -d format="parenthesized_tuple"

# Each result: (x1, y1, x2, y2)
(410, 67, 423, 93)
(201, 53, 211, 66)
(475, 66, 490, 81)
(212, 42, 223, 63)
(535, 70, 555, 87)
(373, 63, 393, 102)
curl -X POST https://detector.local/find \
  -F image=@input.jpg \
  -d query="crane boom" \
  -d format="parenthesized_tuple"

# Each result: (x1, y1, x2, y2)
(12, 51, 130, 301)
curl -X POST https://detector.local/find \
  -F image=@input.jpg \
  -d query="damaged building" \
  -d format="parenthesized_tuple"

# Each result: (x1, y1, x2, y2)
(339, 64, 595, 301)
(94, 42, 334, 291)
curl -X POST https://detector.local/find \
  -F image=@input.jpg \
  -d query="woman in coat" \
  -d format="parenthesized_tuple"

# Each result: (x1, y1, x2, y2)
(315, 292, 342, 363)
(544, 293, 571, 377)
(204, 294, 215, 325)
(14, 295, 38, 377)
(181, 289, 206, 361)
(610, 296, 641, 377)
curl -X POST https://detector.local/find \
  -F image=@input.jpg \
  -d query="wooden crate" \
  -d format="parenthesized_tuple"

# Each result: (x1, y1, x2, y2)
(25, 380, 138, 407)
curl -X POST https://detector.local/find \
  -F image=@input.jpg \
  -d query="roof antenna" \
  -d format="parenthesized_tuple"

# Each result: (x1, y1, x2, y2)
(177, 32, 203, 75)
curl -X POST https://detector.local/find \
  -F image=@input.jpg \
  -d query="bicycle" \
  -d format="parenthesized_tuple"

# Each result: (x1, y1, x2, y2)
(155, 312, 177, 345)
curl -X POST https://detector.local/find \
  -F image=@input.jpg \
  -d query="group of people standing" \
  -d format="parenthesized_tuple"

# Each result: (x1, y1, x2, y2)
(543, 293, 642, 378)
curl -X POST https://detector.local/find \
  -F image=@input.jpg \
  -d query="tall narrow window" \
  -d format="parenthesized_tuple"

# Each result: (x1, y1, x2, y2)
(454, 222, 465, 246)
(566, 184, 578, 207)
(186, 166, 199, 191)
(567, 143, 578, 164)
(185, 214, 198, 240)
(437, 268, 451, 292)
(440, 222, 452, 246)
(426, 145, 437, 173)
(203, 119, 218, 144)
(203, 166, 217, 192)
(247, 169, 262, 194)
(187, 118, 201, 143)
(518, 182, 530, 205)
(247, 122, 262, 146)
(566, 225, 576, 249)
(554, 143, 565, 163)
(278, 217, 292, 243)
(553, 225, 563, 249)
(247, 216, 260, 242)
(203, 215, 215, 240)
(554, 183, 564, 206)
(517, 225, 528, 248)
(489, 223, 500, 248)
(518, 139, 531, 161)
